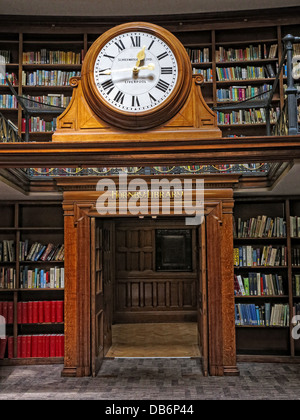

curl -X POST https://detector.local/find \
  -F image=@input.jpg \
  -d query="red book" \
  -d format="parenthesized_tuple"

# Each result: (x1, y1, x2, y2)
(44, 334, 50, 358)
(50, 334, 56, 357)
(21, 335, 27, 358)
(0, 301, 3, 317)
(27, 301, 33, 323)
(26, 335, 32, 358)
(44, 301, 51, 323)
(32, 301, 39, 323)
(37, 334, 44, 357)
(2, 301, 8, 322)
(17, 335, 22, 358)
(55, 334, 61, 357)
(17, 301, 22, 324)
(51, 301, 56, 323)
(7, 301, 14, 324)
(38, 301, 44, 323)
(8, 336, 14, 359)
(22, 302, 28, 324)
(42, 334, 46, 357)
(31, 335, 38, 357)
(56, 301, 64, 323)
(0, 337, 7, 359)
(61, 335, 64, 357)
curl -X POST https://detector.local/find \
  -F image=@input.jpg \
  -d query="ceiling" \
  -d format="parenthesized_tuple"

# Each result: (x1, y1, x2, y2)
(2, 0, 300, 17)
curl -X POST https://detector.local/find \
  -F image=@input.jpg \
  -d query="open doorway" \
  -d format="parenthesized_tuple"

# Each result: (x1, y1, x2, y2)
(90, 217, 208, 375)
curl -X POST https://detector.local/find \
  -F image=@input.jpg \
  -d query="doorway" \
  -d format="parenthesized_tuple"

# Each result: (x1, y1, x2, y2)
(90, 216, 208, 375)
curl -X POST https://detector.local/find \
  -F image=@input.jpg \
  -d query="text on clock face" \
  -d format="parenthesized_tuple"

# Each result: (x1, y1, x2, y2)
(93, 31, 178, 112)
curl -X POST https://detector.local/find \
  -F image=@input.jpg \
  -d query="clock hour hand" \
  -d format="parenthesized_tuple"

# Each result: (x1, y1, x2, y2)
(98, 63, 155, 75)
(135, 45, 146, 67)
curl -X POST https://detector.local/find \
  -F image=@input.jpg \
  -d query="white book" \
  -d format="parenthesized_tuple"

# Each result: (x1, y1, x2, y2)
(50, 267, 55, 289)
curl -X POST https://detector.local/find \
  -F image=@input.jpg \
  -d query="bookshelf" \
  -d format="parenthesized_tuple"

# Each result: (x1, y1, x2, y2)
(0, 15, 299, 139)
(0, 202, 64, 365)
(233, 197, 300, 360)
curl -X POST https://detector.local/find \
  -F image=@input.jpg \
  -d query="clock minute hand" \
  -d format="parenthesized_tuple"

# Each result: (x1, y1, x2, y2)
(99, 63, 155, 75)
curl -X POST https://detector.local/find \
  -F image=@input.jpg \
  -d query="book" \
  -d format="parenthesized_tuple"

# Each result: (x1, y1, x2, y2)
(0, 337, 8, 359)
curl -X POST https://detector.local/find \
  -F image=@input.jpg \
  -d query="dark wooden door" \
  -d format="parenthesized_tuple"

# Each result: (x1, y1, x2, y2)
(90, 217, 104, 377)
(102, 220, 114, 356)
(197, 220, 208, 376)
(91, 218, 115, 377)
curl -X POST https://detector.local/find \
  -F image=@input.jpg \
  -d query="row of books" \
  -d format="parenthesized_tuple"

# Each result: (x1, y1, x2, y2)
(217, 108, 279, 125)
(294, 275, 300, 297)
(20, 266, 64, 289)
(234, 245, 287, 267)
(216, 84, 272, 102)
(234, 273, 285, 296)
(21, 117, 57, 133)
(22, 70, 81, 87)
(293, 303, 300, 320)
(0, 240, 15, 262)
(0, 300, 64, 324)
(22, 49, 81, 65)
(0, 268, 16, 289)
(290, 216, 300, 238)
(234, 215, 287, 238)
(0, 94, 18, 109)
(192, 68, 213, 82)
(185, 47, 210, 63)
(235, 303, 289, 326)
(20, 241, 64, 262)
(0, 50, 11, 63)
(0, 301, 14, 323)
(292, 248, 300, 266)
(17, 300, 63, 324)
(0, 334, 64, 359)
(216, 66, 272, 81)
(0, 72, 18, 86)
(25, 94, 71, 108)
(215, 43, 278, 62)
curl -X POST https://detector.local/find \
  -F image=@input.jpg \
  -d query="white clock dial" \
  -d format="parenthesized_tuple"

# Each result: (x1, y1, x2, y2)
(93, 31, 178, 113)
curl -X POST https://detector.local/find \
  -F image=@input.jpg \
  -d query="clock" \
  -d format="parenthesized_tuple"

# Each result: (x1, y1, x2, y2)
(81, 22, 192, 130)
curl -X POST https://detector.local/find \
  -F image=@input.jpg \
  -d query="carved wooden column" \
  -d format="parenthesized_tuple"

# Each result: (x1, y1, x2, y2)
(221, 199, 239, 376)
(61, 202, 91, 377)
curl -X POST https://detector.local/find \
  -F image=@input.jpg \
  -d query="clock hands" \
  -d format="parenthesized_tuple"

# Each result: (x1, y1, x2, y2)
(98, 63, 155, 75)
(135, 45, 146, 68)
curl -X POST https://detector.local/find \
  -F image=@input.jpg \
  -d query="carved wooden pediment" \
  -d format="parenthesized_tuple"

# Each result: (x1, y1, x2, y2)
(52, 75, 221, 143)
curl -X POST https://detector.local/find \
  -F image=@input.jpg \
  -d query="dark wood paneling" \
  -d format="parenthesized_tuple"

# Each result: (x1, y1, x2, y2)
(114, 219, 197, 323)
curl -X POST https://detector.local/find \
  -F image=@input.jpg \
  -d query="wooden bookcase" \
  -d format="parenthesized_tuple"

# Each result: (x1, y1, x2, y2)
(233, 197, 300, 360)
(0, 13, 300, 139)
(0, 201, 64, 365)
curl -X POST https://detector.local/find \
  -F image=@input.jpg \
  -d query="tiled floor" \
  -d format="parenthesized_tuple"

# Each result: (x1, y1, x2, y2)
(0, 359, 300, 400)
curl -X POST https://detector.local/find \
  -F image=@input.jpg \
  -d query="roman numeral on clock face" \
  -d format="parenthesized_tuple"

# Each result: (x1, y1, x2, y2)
(157, 51, 168, 61)
(155, 79, 170, 93)
(161, 67, 173, 74)
(114, 90, 125, 104)
(131, 36, 141, 47)
(101, 79, 114, 94)
(148, 93, 157, 104)
(115, 40, 126, 51)
(132, 96, 140, 107)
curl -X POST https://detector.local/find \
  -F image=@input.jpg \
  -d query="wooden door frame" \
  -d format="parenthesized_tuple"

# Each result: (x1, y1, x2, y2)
(61, 188, 239, 377)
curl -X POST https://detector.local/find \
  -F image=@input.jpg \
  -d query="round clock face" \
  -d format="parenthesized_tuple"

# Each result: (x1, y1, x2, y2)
(93, 31, 178, 113)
